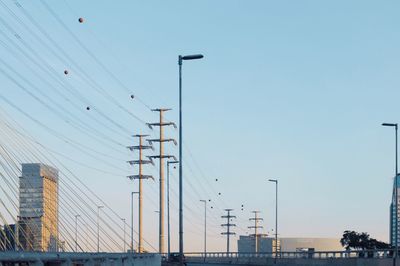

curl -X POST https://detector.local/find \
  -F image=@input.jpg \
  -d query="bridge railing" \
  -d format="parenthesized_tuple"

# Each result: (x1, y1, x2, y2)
(182, 249, 396, 260)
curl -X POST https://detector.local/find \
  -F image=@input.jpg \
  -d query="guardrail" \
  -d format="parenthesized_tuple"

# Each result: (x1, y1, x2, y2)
(0, 252, 161, 265)
(180, 249, 397, 260)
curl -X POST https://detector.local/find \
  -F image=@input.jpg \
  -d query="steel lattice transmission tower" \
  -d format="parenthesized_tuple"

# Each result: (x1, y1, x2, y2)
(221, 209, 236, 254)
(248, 211, 263, 253)
(147, 108, 177, 254)
(127, 134, 154, 253)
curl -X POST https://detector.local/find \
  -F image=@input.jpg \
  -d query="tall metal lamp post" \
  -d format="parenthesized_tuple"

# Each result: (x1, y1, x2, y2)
(121, 218, 126, 252)
(75, 214, 80, 252)
(167, 160, 179, 258)
(97, 205, 104, 252)
(178, 54, 204, 264)
(268, 179, 278, 263)
(382, 123, 398, 262)
(200, 200, 207, 258)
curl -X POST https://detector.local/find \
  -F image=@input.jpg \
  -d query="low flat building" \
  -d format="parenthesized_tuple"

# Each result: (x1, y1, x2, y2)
(238, 236, 342, 253)
(280, 238, 342, 252)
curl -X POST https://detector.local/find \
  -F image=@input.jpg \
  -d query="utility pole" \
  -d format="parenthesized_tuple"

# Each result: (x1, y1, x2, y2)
(221, 209, 236, 255)
(128, 134, 154, 253)
(147, 108, 177, 254)
(248, 211, 263, 253)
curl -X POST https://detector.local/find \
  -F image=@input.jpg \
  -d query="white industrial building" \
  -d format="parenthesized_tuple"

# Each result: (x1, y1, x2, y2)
(238, 235, 342, 253)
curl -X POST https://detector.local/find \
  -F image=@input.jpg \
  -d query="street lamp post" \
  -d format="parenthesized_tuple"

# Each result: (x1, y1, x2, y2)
(97, 205, 104, 252)
(75, 214, 80, 252)
(167, 160, 179, 258)
(268, 179, 278, 263)
(131, 191, 139, 252)
(122, 218, 126, 252)
(382, 123, 398, 262)
(178, 54, 204, 264)
(200, 200, 207, 259)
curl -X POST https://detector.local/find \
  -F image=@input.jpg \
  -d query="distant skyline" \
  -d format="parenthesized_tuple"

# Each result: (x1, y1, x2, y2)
(0, 0, 399, 252)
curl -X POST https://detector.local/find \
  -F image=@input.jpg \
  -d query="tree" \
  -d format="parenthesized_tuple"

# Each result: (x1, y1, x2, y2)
(340, 230, 390, 251)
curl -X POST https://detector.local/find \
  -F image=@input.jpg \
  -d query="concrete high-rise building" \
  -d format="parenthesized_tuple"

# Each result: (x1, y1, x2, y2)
(19, 163, 59, 251)
(390, 174, 400, 247)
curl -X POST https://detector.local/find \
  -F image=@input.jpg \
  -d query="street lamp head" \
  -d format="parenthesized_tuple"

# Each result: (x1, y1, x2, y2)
(179, 54, 204, 65)
(268, 179, 277, 183)
(182, 54, 204, 61)
(200, 199, 206, 203)
(382, 123, 398, 127)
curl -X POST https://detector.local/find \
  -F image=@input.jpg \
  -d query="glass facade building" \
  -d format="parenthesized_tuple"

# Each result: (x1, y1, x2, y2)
(390, 174, 400, 247)
(19, 163, 59, 251)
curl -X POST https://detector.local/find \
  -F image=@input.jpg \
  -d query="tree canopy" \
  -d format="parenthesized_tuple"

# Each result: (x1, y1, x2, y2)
(340, 230, 390, 250)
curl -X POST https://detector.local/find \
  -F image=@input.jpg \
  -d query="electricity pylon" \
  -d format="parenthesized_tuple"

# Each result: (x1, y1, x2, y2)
(248, 211, 263, 253)
(127, 134, 153, 253)
(221, 209, 236, 254)
(147, 108, 177, 254)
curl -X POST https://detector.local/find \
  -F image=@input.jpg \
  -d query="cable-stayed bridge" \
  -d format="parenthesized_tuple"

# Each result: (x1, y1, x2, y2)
(0, 2, 396, 266)
(0, 0, 231, 257)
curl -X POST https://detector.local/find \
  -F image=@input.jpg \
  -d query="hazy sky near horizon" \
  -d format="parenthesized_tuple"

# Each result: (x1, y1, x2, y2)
(0, 0, 400, 252)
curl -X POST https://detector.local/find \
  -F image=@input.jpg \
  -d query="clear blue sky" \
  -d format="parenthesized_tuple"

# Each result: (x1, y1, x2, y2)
(0, 0, 399, 252)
